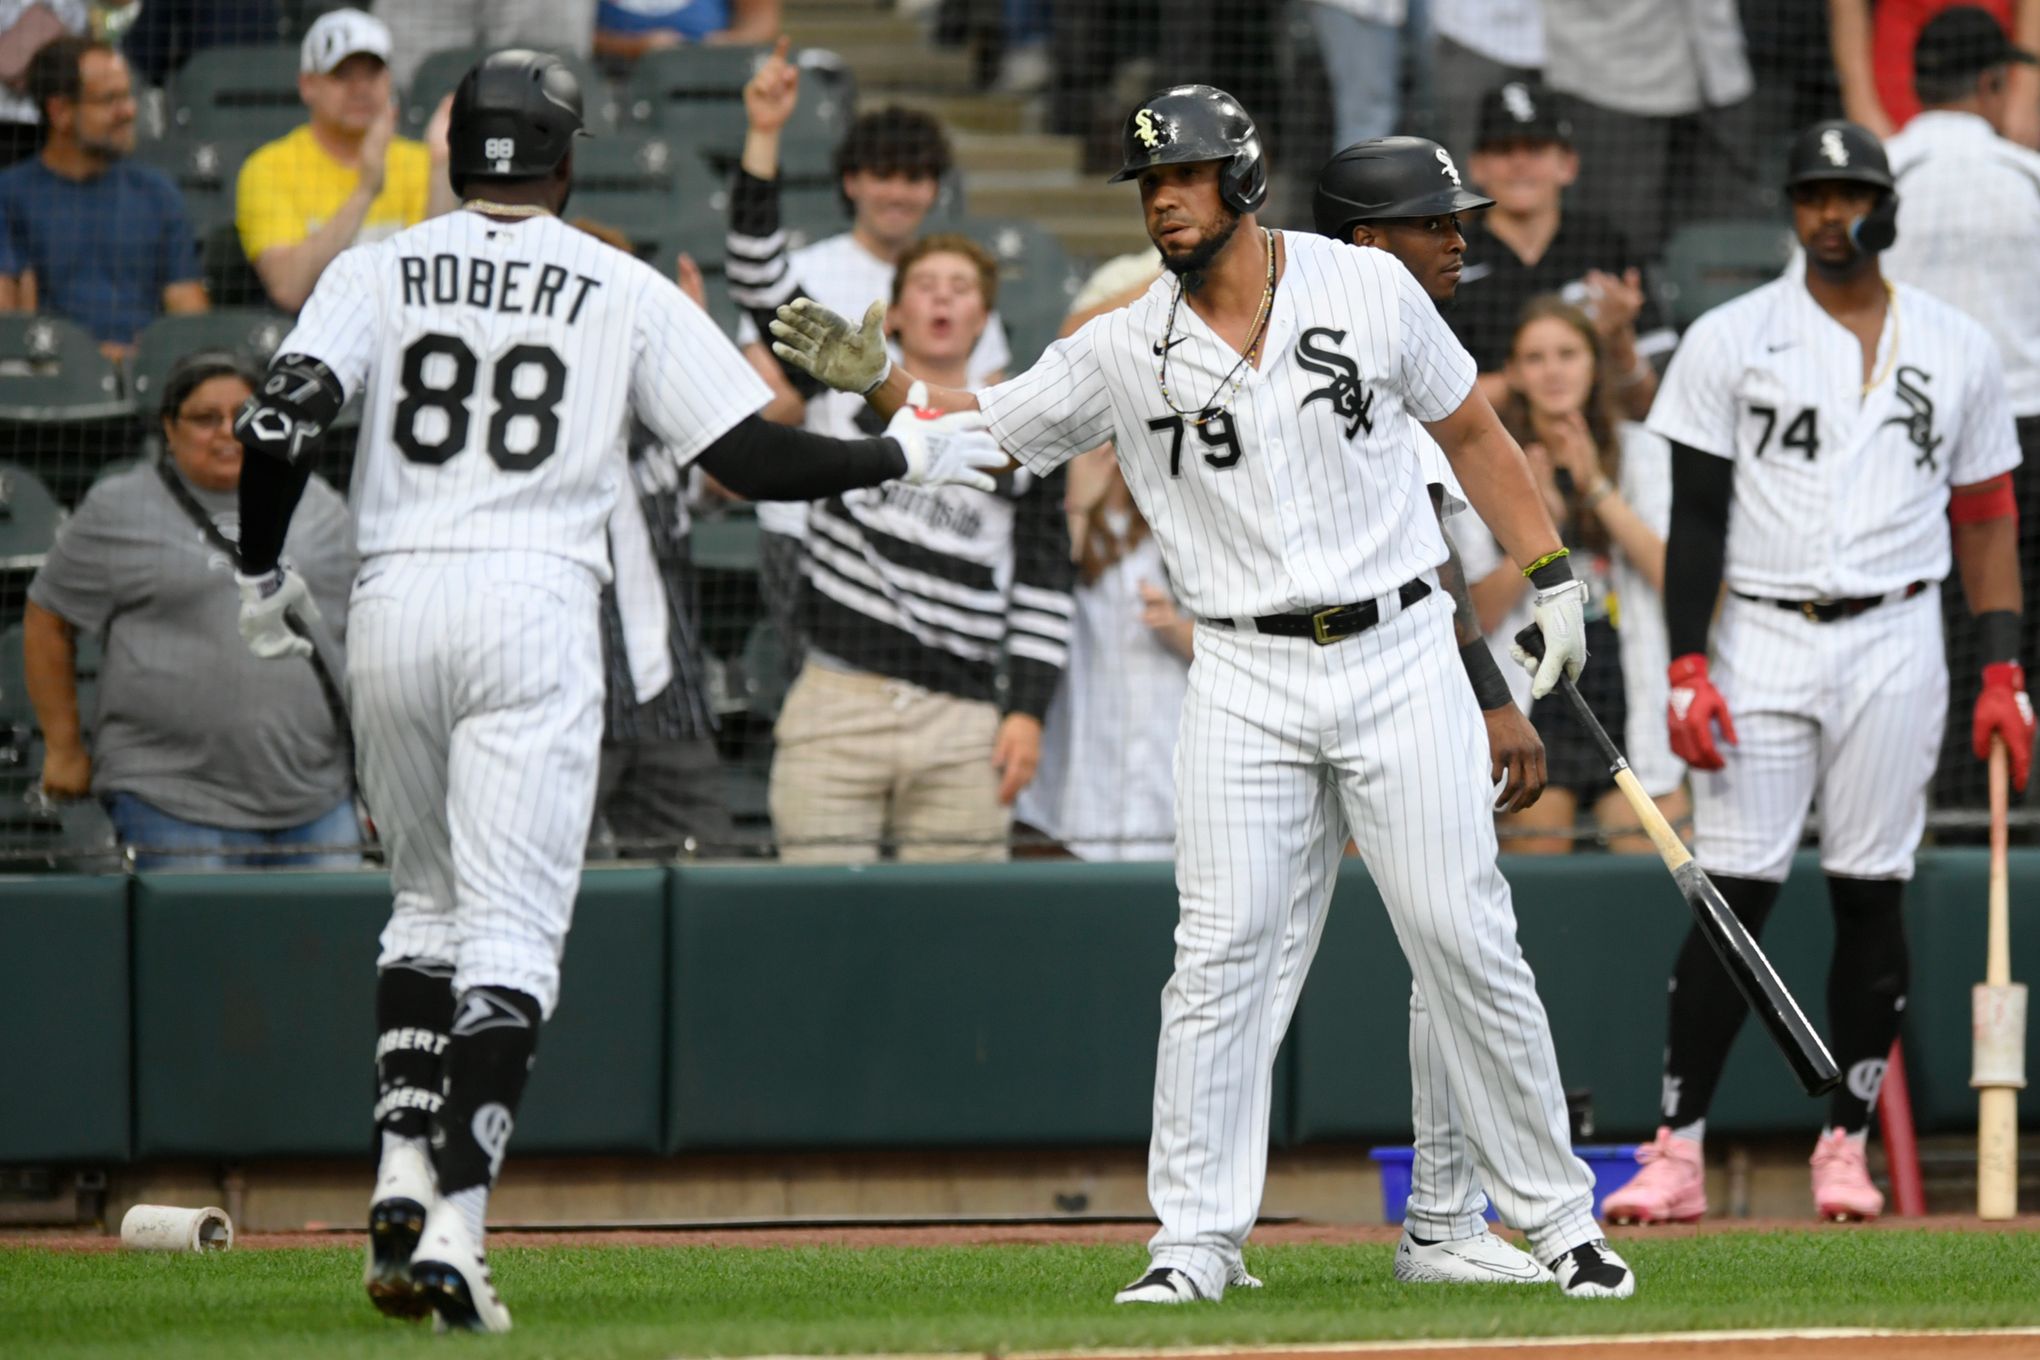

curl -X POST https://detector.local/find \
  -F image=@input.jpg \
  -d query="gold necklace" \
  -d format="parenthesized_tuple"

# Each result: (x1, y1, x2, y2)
(1861, 281, 1899, 396)
(1154, 227, 1276, 425)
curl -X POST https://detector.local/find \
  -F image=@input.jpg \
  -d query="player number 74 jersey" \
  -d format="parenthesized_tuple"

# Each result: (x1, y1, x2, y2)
(1647, 274, 2020, 600)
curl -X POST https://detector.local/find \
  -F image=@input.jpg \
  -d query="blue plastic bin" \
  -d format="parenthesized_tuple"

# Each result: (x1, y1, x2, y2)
(1369, 1144, 1642, 1224)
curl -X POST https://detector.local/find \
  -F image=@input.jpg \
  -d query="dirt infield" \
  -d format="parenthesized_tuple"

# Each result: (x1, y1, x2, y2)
(8, 1213, 2040, 1253)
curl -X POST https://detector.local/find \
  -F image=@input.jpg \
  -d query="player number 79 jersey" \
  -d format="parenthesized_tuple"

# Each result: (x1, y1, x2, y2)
(977, 231, 1475, 619)
(1647, 274, 2020, 599)
(275, 210, 769, 575)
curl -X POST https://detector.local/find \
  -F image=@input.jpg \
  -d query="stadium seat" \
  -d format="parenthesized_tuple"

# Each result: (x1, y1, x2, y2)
(200, 222, 270, 310)
(134, 132, 267, 237)
(0, 462, 63, 572)
(0, 317, 127, 424)
(167, 45, 306, 141)
(403, 44, 617, 137)
(621, 45, 770, 158)
(129, 311, 294, 419)
(949, 218, 1085, 369)
(1657, 219, 1796, 331)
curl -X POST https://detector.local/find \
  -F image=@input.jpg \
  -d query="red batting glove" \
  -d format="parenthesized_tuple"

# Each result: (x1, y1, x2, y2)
(1974, 662, 2036, 791)
(1667, 652, 1737, 771)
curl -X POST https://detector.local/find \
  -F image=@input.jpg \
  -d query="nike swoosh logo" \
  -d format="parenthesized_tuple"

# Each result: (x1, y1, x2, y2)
(1153, 335, 1189, 356)
(1765, 340, 1796, 352)
(1460, 1257, 1545, 1280)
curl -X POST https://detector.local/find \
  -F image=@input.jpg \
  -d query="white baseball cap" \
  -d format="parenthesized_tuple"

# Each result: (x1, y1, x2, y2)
(300, 8, 392, 75)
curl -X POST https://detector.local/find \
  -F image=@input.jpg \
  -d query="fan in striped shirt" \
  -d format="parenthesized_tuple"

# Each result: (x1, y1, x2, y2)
(763, 233, 1075, 863)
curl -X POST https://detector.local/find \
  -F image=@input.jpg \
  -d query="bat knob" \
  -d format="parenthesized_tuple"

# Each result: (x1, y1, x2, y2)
(1513, 623, 1546, 664)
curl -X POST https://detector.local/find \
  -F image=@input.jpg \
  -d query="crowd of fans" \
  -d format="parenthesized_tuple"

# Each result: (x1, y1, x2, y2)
(6, 0, 2039, 864)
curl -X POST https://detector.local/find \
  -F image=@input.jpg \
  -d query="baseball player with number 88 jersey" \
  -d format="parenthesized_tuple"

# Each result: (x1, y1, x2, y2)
(772, 84, 1637, 1300)
(226, 51, 1007, 1332)
(1605, 119, 2037, 1226)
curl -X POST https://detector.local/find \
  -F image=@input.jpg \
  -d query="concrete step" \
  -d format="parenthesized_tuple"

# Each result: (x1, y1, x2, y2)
(966, 181, 1135, 221)
(1027, 214, 1155, 262)
(832, 43, 977, 92)
(866, 90, 1031, 134)
(949, 131, 1079, 175)
(784, 13, 926, 51)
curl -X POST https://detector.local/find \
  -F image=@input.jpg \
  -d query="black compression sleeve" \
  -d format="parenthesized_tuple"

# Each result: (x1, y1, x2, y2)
(695, 413, 908, 501)
(1665, 441, 1734, 659)
(236, 452, 315, 575)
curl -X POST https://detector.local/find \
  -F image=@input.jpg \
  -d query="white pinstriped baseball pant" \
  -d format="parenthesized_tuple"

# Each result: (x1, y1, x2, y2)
(353, 552, 605, 1019)
(1147, 585, 1598, 1297)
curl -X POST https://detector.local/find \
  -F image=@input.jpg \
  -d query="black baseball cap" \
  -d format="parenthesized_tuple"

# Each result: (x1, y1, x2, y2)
(1474, 81, 1572, 150)
(1914, 5, 2036, 86)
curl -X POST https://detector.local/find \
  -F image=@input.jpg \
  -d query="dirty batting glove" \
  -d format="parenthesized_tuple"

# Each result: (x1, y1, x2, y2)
(769, 297, 891, 395)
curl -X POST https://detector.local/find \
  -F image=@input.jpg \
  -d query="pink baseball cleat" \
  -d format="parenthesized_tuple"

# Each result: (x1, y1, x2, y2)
(1810, 1128, 1884, 1221)
(1601, 1126, 1707, 1225)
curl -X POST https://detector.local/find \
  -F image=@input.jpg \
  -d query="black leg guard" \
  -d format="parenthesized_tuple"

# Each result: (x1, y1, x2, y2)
(430, 986, 543, 1196)
(374, 960, 455, 1143)
(1824, 875, 1908, 1134)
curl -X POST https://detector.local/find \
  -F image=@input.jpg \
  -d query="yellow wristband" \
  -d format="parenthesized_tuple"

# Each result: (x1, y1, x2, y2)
(1522, 547, 1571, 578)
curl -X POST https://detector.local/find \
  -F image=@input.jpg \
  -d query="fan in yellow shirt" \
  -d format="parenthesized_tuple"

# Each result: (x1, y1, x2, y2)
(235, 8, 452, 311)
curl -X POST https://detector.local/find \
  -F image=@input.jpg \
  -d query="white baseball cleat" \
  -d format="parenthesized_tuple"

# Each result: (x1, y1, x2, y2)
(1393, 1229, 1550, 1284)
(1228, 1260, 1264, 1290)
(409, 1199, 512, 1333)
(1550, 1239, 1636, 1298)
(1112, 1265, 1207, 1304)
(362, 1141, 435, 1320)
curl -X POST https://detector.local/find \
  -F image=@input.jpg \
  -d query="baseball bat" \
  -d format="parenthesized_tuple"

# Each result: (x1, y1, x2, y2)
(1513, 627, 1841, 1096)
(1974, 740, 2023, 1220)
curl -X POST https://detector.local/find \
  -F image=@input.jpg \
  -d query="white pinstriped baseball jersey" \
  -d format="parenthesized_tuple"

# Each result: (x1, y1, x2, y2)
(1883, 110, 2040, 417)
(1647, 273, 2020, 598)
(979, 231, 1473, 618)
(281, 210, 769, 576)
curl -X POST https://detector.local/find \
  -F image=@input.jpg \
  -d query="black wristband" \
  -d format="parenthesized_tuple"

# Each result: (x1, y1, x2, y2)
(1978, 609, 2021, 667)
(1460, 638, 1514, 711)
(1526, 554, 1576, 591)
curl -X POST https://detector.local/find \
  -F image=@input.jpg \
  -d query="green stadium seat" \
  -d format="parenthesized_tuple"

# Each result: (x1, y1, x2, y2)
(403, 44, 617, 137)
(167, 45, 306, 141)
(779, 183, 847, 249)
(134, 132, 267, 236)
(621, 45, 768, 156)
(0, 317, 127, 423)
(129, 310, 294, 419)
(200, 222, 271, 310)
(1657, 219, 1796, 332)
(0, 462, 63, 572)
(950, 218, 1085, 369)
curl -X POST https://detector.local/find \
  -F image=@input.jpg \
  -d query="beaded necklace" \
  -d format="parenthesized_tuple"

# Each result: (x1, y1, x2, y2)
(1154, 227, 1276, 426)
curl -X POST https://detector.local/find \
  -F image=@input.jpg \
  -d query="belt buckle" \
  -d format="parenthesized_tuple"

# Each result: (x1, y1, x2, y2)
(1800, 600, 1821, 622)
(1311, 605, 1344, 646)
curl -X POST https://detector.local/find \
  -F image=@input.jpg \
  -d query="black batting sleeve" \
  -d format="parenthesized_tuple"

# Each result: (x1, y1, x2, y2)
(1665, 441, 1735, 659)
(694, 412, 907, 501)
(1004, 468, 1075, 721)
(236, 453, 315, 575)
(725, 167, 827, 399)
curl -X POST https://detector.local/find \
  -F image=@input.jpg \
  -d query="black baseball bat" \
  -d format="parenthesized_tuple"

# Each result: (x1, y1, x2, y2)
(1513, 626, 1841, 1097)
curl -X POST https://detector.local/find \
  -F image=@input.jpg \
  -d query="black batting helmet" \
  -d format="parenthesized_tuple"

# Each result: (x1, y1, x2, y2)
(1107, 84, 1267, 214)
(1783, 119, 1894, 192)
(446, 49, 587, 196)
(1312, 136, 1493, 242)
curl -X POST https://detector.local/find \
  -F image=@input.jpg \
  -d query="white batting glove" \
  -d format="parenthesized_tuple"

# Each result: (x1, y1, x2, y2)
(769, 298, 891, 396)
(235, 565, 319, 660)
(1510, 577, 1588, 699)
(884, 381, 1007, 493)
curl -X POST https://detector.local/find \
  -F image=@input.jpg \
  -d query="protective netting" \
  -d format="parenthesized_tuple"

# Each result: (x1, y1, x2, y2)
(1, 0, 2032, 868)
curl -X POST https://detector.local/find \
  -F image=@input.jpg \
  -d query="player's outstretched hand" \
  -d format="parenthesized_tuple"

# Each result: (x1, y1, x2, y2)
(884, 382, 1006, 492)
(770, 298, 890, 395)
(235, 565, 320, 660)
(1666, 652, 1737, 771)
(1511, 578, 1587, 699)
(1974, 662, 2036, 790)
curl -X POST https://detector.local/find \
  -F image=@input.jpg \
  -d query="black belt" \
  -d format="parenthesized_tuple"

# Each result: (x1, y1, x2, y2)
(1203, 578, 1432, 645)
(1732, 580, 1929, 623)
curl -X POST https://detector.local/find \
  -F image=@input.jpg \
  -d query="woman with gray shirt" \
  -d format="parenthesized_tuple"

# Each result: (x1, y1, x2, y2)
(24, 350, 360, 867)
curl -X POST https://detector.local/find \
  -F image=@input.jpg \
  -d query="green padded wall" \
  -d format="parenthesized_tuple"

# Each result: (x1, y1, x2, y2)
(666, 861, 1295, 1151)
(131, 869, 666, 1159)
(0, 876, 128, 1163)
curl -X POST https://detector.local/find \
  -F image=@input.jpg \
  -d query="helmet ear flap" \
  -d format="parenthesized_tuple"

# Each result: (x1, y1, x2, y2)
(1223, 141, 1268, 214)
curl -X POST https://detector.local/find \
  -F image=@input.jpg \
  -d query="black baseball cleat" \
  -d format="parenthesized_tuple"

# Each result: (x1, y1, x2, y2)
(1113, 1265, 1207, 1304)
(363, 1196, 431, 1319)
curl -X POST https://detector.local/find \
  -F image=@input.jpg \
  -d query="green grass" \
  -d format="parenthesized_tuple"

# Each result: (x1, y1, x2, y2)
(3, 1233, 2038, 1360)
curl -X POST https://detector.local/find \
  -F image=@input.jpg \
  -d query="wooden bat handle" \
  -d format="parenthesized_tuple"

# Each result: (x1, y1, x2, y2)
(1614, 767, 1693, 870)
(1988, 740, 2011, 989)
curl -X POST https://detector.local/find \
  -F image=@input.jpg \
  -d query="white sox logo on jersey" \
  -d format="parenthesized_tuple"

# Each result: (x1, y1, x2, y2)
(1297, 327, 1375, 438)
(1882, 365, 1944, 471)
